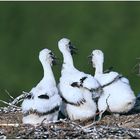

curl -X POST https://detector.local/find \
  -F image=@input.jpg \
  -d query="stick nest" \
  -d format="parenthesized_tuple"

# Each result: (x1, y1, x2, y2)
(0, 106, 140, 139)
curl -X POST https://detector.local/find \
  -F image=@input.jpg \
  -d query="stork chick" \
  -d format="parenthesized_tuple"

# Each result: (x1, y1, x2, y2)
(22, 48, 61, 125)
(90, 49, 136, 120)
(58, 38, 100, 121)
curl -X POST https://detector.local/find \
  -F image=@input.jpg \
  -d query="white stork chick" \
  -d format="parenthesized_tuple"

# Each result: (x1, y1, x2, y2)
(90, 49, 136, 120)
(22, 48, 61, 125)
(58, 38, 100, 121)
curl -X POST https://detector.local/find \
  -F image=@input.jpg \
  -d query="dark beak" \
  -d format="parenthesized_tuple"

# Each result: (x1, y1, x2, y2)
(69, 45, 78, 55)
(49, 52, 59, 66)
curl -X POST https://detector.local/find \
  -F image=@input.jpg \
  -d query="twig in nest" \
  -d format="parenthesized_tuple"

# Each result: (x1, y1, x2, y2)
(82, 121, 97, 129)
(97, 94, 111, 122)
(0, 123, 20, 127)
(5, 89, 14, 100)
(69, 120, 83, 129)
(106, 94, 111, 113)
(0, 99, 20, 109)
(63, 119, 92, 132)
(11, 91, 31, 105)
(0, 91, 30, 108)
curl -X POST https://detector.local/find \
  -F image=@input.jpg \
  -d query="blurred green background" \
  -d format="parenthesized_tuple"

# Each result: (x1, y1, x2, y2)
(0, 1, 140, 105)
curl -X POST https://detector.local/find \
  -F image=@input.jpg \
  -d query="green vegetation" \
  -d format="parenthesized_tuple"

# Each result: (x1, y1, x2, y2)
(0, 1, 140, 103)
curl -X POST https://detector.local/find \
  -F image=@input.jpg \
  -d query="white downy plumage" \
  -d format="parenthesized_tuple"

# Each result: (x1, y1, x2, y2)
(58, 38, 100, 121)
(90, 49, 136, 119)
(22, 48, 61, 125)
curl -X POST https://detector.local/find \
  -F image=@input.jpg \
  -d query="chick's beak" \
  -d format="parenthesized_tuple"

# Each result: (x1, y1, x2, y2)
(69, 45, 78, 55)
(51, 54, 59, 65)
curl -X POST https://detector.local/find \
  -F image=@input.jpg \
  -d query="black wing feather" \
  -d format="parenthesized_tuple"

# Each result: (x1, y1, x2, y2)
(38, 94, 49, 99)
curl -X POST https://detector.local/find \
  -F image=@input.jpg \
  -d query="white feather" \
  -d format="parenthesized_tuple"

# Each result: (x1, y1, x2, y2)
(58, 38, 98, 121)
(91, 49, 136, 119)
(22, 48, 61, 125)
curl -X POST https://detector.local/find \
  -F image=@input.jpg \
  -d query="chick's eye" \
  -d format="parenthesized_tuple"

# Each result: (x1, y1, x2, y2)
(68, 42, 71, 45)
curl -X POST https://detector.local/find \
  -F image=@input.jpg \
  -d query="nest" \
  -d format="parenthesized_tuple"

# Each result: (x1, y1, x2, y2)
(0, 90, 140, 138)
(0, 106, 140, 139)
